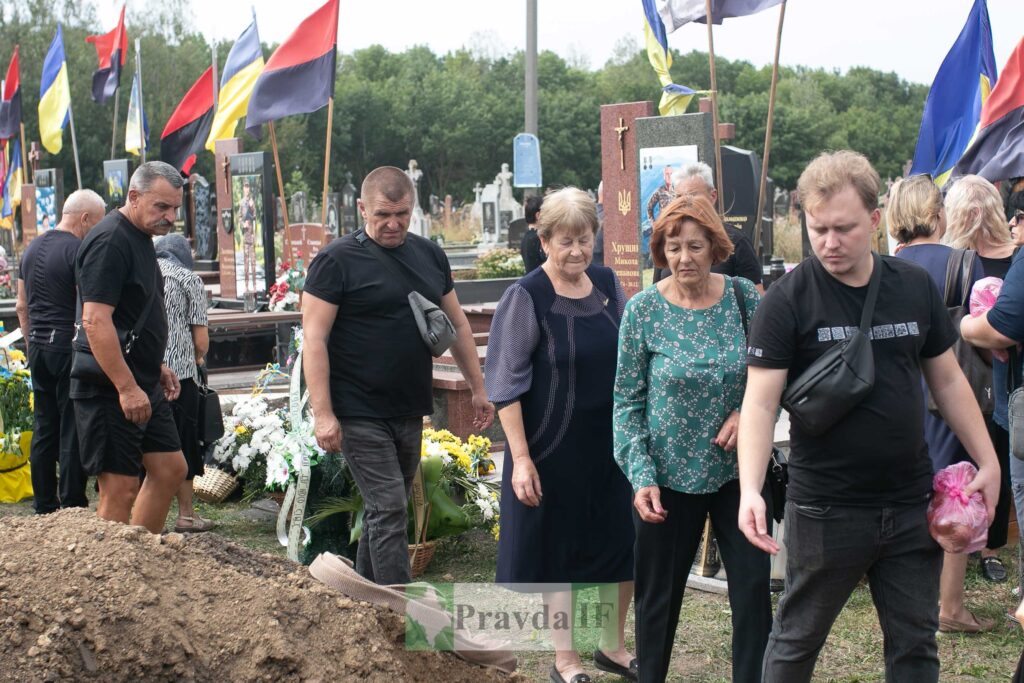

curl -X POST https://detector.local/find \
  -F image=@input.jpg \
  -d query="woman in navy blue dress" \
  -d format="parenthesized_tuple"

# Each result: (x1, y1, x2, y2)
(486, 188, 636, 683)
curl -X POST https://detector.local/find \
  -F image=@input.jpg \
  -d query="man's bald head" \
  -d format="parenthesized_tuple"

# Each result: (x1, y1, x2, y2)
(60, 189, 107, 239)
(360, 166, 414, 205)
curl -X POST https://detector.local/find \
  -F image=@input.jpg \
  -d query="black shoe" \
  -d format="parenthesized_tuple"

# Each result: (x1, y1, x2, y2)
(549, 664, 592, 683)
(981, 556, 1008, 583)
(593, 651, 638, 682)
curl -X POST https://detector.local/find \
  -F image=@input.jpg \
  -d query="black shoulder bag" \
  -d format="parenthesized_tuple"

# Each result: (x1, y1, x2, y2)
(780, 252, 882, 436)
(196, 364, 224, 445)
(354, 231, 456, 357)
(733, 278, 788, 522)
(70, 269, 159, 387)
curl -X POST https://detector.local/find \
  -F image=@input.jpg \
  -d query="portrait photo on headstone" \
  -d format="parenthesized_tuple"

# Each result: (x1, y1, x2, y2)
(232, 173, 265, 297)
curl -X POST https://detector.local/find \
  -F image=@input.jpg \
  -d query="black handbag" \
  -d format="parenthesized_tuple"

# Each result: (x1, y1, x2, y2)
(196, 364, 224, 444)
(734, 278, 788, 522)
(70, 270, 159, 386)
(780, 253, 882, 437)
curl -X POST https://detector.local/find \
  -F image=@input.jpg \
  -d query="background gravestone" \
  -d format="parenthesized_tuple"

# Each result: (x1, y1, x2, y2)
(215, 138, 242, 299)
(191, 174, 216, 265)
(325, 192, 341, 236)
(721, 145, 774, 261)
(33, 168, 63, 232)
(229, 151, 277, 301)
(290, 191, 308, 225)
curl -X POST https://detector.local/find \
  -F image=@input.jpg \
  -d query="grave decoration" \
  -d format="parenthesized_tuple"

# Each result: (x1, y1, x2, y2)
(475, 248, 524, 279)
(268, 259, 306, 312)
(0, 346, 33, 503)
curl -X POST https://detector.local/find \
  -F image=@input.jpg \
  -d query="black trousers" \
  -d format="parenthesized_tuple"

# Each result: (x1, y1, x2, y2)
(634, 479, 772, 683)
(986, 418, 1012, 549)
(28, 345, 86, 513)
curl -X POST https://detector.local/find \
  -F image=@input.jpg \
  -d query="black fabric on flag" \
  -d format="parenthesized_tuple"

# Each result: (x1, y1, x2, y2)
(91, 49, 121, 105)
(160, 109, 213, 173)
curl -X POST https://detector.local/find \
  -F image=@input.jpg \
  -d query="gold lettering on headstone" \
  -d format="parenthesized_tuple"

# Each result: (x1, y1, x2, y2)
(614, 117, 630, 170)
(618, 189, 631, 216)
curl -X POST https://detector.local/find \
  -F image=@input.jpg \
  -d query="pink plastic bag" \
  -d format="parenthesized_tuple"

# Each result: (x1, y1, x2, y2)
(969, 277, 1007, 361)
(927, 462, 988, 554)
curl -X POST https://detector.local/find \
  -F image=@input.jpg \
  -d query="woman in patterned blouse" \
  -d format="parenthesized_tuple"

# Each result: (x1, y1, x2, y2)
(613, 194, 771, 683)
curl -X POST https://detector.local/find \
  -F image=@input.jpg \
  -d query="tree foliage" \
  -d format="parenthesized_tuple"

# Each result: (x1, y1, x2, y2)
(0, 0, 928, 207)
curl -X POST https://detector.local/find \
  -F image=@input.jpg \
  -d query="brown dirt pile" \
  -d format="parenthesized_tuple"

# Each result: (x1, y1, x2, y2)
(0, 509, 519, 682)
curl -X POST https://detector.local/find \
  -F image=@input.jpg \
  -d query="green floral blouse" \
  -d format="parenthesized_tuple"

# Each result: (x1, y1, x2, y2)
(613, 276, 761, 493)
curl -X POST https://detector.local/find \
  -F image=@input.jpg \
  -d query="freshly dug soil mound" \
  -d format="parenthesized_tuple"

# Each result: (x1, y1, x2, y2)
(0, 509, 518, 682)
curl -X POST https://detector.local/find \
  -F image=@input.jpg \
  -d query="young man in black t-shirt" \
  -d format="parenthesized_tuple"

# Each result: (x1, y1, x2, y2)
(17, 189, 106, 513)
(737, 151, 1000, 682)
(302, 166, 493, 585)
(73, 162, 188, 534)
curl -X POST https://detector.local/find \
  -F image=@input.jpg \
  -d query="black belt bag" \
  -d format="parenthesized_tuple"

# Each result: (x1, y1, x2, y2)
(781, 253, 881, 436)
(71, 270, 158, 387)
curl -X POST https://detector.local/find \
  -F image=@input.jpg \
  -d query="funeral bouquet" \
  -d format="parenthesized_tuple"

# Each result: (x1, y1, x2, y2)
(265, 416, 325, 492)
(211, 395, 287, 486)
(269, 260, 306, 312)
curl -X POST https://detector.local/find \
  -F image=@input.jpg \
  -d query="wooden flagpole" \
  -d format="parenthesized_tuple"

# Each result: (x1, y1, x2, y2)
(704, 0, 725, 216)
(269, 121, 289, 231)
(110, 86, 119, 159)
(134, 39, 145, 163)
(66, 100, 82, 189)
(753, 1, 786, 259)
(320, 96, 334, 227)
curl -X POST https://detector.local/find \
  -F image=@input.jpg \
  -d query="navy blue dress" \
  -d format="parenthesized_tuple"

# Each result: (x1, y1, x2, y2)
(485, 265, 635, 584)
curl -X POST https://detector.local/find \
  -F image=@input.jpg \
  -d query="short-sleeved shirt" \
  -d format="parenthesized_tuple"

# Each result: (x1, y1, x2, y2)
(746, 255, 958, 506)
(303, 229, 454, 420)
(18, 230, 80, 349)
(71, 211, 168, 398)
(614, 276, 761, 493)
(988, 250, 1024, 429)
(159, 259, 208, 382)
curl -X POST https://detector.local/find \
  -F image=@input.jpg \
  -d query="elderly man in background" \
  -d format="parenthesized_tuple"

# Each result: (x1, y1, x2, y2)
(73, 161, 187, 534)
(16, 189, 106, 514)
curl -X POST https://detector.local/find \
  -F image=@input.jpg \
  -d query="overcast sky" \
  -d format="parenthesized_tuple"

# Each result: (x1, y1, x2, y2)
(108, 1, 1022, 85)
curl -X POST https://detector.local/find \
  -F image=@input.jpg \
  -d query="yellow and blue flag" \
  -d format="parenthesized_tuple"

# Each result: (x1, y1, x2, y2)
(39, 26, 71, 155)
(124, 69, 148, 156)
(643, 0, 696, 116)
(2, 139, 23, 221)
(910, 0, 997, 186)
(206, 15, 264, 151)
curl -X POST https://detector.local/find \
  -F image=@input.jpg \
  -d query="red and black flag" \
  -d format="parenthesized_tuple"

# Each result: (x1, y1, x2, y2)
(160, 67, 214, 175)
(0, 46, 21, 140)
(85, 4, 127, 104)
(245, 0, 338, 135)
(955, 36, 1024, 182)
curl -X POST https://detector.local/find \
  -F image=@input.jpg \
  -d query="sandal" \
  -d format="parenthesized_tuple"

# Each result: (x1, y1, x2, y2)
(174, 515, 216, 533)
(980, 556, 1008, 583)
(549, 665, 591, 683)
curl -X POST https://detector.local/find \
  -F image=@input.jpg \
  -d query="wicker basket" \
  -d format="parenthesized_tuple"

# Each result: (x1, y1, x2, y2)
(193, 468, 240, 503)
(408, 540, 437, 578)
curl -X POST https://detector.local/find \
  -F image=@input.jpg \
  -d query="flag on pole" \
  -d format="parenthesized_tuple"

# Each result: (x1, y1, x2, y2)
(205, 16, 264, 151)
(162, 67, 214, 174)
(955, 36, 1024, 182)
(245, 0, 339, 136)
(39, 26, 72, 154)
(0, 46, 21, 140)
(643, 0, 697, 116)
(910, 0, 997, 186)
(86, 4, 127, 104)
(125, 70, 148, 156)
(2, 139, 22, 220)
(656, 0, 783, 32)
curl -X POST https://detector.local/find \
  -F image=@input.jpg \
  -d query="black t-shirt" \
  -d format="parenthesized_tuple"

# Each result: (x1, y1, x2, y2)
(520, 228, 545, 273)
(653, 225, 763, 284)
(19, 230, 81, 349)
(71, 210, 168, 398)
(303, 229, 454, 420)
(746, 255, 958, 506)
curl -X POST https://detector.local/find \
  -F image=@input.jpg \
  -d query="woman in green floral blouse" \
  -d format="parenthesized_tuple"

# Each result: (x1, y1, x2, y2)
(613, 194, 771, 683)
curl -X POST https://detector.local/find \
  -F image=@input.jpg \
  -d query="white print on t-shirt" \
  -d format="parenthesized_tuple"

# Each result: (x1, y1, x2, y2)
(814, 322, 920, 343)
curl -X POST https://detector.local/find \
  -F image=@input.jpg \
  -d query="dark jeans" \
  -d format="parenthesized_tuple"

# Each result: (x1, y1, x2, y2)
(634, 479, 771, 683)
(763, 499, 941, 683)
(340, 416, 422, 585)
(28, 345, 86, 513)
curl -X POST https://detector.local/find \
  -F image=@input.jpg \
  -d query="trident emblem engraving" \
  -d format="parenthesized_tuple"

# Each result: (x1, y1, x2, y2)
(618, 189, 631, 216)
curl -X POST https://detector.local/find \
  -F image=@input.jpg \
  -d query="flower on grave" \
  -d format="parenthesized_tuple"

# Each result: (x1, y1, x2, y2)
(213, 395, 287, 478)
(263, 416, 326, 492)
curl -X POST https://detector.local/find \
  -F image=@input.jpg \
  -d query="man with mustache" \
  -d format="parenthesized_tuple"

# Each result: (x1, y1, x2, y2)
(72, 161, 187, 534)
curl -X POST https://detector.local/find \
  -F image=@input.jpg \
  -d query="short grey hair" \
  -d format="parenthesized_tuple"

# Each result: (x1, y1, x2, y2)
(129, 161, 185, 193)
(671, 162, 715, 191)
(62, 189, 105, 214)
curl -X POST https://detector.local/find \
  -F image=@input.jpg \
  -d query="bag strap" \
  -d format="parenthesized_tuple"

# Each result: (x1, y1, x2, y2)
(126, 267, 160, 350)
(354, 229, 417, 298)
(959, 249, 977, 307)
(732, 277, 748, 339)
(859, 253, 883, 333)
(940, 249, 965, 309)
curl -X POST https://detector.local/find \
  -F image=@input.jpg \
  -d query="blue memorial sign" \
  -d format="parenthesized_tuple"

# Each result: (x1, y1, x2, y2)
(513, 133, 542, 188)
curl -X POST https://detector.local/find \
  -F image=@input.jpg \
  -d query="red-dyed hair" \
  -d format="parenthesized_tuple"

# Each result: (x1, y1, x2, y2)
(649, 194, 734, 269)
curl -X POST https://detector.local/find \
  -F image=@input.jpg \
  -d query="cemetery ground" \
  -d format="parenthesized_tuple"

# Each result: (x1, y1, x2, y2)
(3, 488, 1022, 682)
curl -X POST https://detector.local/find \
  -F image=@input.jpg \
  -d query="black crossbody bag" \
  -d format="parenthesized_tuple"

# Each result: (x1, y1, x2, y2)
(780, 253, 881, 436)
(196, 364, 224, 445)
(354, 231, 456, 357)
(70, 270, 158, 386)
(733, 278, 788, 522)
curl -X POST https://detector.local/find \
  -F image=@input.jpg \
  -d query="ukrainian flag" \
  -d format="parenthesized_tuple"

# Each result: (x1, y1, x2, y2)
(38, 26, 71, 155)
(642, 0, 695, 116)
(2, 139, 23, 222)
(910, 0, 997, 186)
(206, 16, 264, 151)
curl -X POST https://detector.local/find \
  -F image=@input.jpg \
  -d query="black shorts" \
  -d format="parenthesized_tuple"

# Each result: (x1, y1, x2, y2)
(74, 391, 182, 477)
